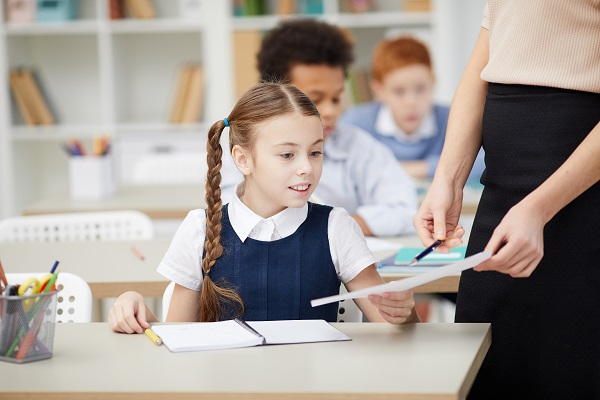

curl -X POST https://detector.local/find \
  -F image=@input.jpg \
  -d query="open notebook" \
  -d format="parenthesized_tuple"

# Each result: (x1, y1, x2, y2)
(151, 319, 351, 353)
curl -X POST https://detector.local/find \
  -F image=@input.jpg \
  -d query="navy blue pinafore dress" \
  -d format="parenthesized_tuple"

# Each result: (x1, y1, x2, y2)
(207, 202, 340, 322)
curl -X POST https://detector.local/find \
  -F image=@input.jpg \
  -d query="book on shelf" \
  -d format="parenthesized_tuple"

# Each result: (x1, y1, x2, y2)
(36, 0, 78, 21)
(9, 68, 54, 126)
(276, 0, 296, 15)
(297, 0, 323, 14)
(339, 0, 374, 13)
(169, 64, 204, 124)
(109, 0, 125, 19)
(243, 0, 266, 16)
(5, 0, 36, 23)
(403, 0, 431, 12)
(233, 30, 262, 99)
(9, 71, 35, 125)
(151, 319, 351, 353)
(346, 67, 373, 105)
(124, 0, 156, 19)
(180, 65, 204, 123)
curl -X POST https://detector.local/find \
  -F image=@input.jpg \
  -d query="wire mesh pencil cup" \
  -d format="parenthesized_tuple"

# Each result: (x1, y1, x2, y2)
(0, 290, 59, 363)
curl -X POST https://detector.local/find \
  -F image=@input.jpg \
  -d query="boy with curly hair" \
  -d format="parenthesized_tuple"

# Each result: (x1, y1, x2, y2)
(255, 19, 418, 237)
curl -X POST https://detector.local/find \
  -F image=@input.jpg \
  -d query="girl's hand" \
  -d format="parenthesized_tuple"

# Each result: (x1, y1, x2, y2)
(367, 291, 416, 325)
(414, 180, 464, 252)
(108, 291, 151, 334)
(475, 203, 545, 277)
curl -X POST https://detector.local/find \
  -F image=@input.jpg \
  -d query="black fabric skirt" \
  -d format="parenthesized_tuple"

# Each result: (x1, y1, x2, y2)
(456, 83, 600, 399)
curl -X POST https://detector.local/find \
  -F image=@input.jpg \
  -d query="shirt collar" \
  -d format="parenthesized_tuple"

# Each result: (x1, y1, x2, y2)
(375, 105, 437, 143)
(228, 183, 309, 242)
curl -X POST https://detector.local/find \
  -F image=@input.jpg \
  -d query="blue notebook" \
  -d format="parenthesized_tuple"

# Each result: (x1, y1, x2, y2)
(393, 247, 467, 266)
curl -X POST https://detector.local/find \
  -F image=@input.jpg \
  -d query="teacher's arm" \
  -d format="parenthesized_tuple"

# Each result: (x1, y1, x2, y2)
(414, 27, 490, 250)
(476, 121, 600, 277)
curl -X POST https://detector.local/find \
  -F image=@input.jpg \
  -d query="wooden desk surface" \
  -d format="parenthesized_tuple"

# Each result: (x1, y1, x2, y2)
(0, 322, 491, 400)
(23, 184, 206, 219)
(0, 235, 462, 299)
(0, 240, 171, 299)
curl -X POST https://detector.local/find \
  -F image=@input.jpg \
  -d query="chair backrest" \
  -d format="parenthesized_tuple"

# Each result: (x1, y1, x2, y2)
(6, 273, 93, 323)
(0, 211, 154, 242)
(161, 282, 363, 323)
(131, 152, 207, 185)
(336, 285, 363, 323)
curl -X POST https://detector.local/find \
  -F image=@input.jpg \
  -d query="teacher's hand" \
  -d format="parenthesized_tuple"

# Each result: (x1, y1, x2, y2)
(414, 180, 465, 252)
(475, 203, 545, 277)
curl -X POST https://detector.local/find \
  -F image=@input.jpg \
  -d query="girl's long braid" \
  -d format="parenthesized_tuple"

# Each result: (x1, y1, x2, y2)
(200, 119, 244, 322)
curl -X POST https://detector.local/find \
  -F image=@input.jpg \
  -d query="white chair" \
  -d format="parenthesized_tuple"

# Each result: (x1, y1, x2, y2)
(131, 152, 207, 185)
(161, 282, 363, 322)
(336, 285, 363, 323)
(6, 273, 93, 323)
(0, 210, 154, 243)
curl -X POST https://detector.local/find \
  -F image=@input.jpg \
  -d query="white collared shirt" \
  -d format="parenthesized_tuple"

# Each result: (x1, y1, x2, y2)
(157, 185, 377, 291)
(375, 105, 437, 144)
(315, 123, 418, 236)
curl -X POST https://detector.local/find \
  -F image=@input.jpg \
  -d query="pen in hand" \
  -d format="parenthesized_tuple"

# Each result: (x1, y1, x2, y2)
(408, 240, 444, 266)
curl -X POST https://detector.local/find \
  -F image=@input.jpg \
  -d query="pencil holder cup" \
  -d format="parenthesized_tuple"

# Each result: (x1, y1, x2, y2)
(69, 156, 115, 200)
(0, 291, 59, 364)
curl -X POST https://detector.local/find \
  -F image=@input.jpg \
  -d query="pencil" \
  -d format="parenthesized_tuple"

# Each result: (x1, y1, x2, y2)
(145, 328, 162, 346)
(0, 258, 8, 288)
(407, 240, 444, 266)
(131, 245, 145, 261)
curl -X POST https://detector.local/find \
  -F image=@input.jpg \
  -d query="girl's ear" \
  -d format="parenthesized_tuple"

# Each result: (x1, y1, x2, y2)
(231, 144, 252, 176)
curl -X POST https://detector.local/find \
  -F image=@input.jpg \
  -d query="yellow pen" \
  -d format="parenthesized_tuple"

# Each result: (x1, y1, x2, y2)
(144, 328, 162, 346)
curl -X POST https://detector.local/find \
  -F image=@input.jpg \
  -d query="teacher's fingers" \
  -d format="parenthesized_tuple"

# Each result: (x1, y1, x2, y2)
(432, 208, 447, 241)
(414, 221, 436, 247)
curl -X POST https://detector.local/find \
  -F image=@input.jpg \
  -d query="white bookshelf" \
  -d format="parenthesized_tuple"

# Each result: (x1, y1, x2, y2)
(0, 0, 485, 219)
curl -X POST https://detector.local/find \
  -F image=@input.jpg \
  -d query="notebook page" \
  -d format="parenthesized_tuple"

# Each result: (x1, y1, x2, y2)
(248, 320, 351, 344)
(152, 320, 264, 352)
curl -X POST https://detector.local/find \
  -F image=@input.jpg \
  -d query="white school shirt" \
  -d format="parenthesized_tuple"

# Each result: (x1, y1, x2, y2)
(375, 105, 437, 144)
(157, 185, 378, 291)
(315, 123, 418, 237)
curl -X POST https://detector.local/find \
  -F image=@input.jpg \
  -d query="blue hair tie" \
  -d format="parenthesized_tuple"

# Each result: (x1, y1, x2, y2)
(223, 118, 229, 127)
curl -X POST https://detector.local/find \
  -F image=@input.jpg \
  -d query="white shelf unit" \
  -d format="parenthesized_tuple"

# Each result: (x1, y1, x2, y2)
(0, 0, 482, 219)
(0, 0, 233, 217)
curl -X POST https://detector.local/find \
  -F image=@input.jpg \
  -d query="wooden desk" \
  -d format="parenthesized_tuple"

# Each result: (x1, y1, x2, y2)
(23, 184, 206, 219)
(0, 322, 491, 400)
(0, 240, 171, 299)
(0, 236, 462, 298)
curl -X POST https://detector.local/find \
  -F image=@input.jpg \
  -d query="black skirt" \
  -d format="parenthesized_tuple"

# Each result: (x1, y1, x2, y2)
(456, 83, 600, 399)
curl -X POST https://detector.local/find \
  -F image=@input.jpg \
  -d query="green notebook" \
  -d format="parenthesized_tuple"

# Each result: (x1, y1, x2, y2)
(394, 247, 467, 265)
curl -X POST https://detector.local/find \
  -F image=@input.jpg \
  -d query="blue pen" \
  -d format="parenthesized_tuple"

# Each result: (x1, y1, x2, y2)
(50, 260, 59, 274)
(407, 240, 443, 267)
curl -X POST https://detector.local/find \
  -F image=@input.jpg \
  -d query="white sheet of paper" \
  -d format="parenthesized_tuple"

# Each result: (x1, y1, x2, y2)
(311, 250, 492, 307)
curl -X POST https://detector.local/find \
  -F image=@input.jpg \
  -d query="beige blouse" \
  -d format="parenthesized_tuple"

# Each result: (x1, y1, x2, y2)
(481, 0, 600, 94)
